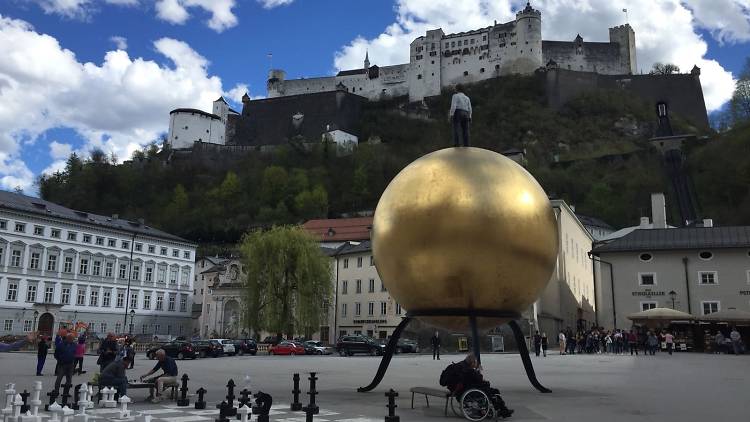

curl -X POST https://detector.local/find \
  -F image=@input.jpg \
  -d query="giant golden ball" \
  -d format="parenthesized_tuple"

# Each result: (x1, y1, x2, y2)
(372, 147, 559, 332)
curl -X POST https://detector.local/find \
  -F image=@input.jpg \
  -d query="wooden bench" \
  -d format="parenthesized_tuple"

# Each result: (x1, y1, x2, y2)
(409, 387, 454, 416)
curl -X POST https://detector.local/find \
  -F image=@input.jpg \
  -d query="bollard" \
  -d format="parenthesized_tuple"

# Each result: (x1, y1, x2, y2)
(302, 372, 319, 415)
(290, 374, 302, 411)
(384, 389, 399, 422)
(177, 374, 190, 407)
(194, 388, 207, 410)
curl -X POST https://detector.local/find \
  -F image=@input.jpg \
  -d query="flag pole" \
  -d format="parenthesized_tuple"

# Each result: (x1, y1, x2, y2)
(623, 8, 629, 24)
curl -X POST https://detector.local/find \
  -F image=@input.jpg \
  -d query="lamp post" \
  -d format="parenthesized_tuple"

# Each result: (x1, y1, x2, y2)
(668, 291, 677, 309)
(129, 309, 135, 334)
(32, 310, 39, 344)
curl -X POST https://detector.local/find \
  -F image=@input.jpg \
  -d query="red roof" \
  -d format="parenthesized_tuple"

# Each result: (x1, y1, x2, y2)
(303, 217, 373, 242)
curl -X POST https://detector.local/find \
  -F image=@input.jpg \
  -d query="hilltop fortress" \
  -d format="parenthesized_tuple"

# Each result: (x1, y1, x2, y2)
(267, 2, 636, 102)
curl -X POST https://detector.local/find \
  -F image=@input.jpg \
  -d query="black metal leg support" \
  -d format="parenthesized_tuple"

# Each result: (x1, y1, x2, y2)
(508, 320, 551, 393)
(357, 316, 413, 392)
(469, 314, 481, 366)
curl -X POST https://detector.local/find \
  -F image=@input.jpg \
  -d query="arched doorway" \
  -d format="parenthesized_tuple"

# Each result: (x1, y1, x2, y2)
(222, 300, 240, 338)
(37, 313, 54, 338)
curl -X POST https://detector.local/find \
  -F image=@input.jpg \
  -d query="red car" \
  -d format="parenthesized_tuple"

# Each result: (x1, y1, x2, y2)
(268, 341, 305, 356)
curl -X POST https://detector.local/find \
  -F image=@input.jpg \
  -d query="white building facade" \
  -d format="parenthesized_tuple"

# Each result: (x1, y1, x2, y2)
(194, 256, 244, 339)
(267, 3, 635, 102)
(166, 97, 239, 150)
(0, 191, 196, 339)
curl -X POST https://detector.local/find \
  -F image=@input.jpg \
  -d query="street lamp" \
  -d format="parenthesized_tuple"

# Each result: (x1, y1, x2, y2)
(129, 309, 135, 335)
(32, 310, 39, 343)
(668, 291, 677, 309)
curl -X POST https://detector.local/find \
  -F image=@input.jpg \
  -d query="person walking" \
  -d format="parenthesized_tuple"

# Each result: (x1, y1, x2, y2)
(430, 331, 441, 360)
(647, 331, 658, 355)
(714, 331, 725, 354)
(628, 329, 638, 355)
(97, 333, 118, 371)
(123, 338, 136, 369)
(449, 84, 472, 147)
(558, 331, 566, 355)
(541, 333, 548, 357)
(532, 331, 542, 357)
(53, 333, 77, 395)
(74, 335, 87, 375)
(729, 327, 742, 355)
(36, 336, 49, 376)
(664, 331, 674, 355)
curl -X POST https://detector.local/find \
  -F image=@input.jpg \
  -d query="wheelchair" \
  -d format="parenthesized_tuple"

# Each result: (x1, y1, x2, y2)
(449, 388, 497, 421)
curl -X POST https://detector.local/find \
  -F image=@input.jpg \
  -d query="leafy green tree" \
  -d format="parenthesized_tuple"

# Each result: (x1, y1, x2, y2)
(294, 185, 329, 220)
(239, 225, 332, 339)
(649, 62, 680, 75)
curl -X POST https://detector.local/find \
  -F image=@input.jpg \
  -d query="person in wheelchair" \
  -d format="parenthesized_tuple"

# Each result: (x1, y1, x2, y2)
(440, 354, 514, 419)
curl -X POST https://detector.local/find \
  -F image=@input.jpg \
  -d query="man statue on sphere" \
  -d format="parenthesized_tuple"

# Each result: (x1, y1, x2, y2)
(449, 84, 472, 147)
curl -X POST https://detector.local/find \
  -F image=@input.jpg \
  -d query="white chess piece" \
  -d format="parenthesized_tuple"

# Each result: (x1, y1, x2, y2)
(30, 382, 42, 418)
(134, 413, 152, 422)
(85, 387, 93, 410)
(47, 403, 62, 422)
(60, 406, 73, 422)
(100, 388, 116, 409)
(117, 395, 131, 419)
(19, 410, 40, 422)
(3, 383, 16, 418)
(11, 394, 23, 422)
(237, 405, 250, 422)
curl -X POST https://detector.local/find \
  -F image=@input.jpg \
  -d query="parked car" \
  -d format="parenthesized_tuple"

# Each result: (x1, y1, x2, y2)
(212, 339, 237, 356)
(261, 336, 281, 345)
(336, 335, 385, 356)
(146, 341, 196, 360)
(194, 340, 225, 358)
(233, 339, 258, 356)
(304, 340, 333, 355)
(268, 341, 305, 356)
(397, 338, 420, 353)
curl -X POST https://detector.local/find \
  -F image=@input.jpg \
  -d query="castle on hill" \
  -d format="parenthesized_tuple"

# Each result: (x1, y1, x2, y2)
(267, 2, 636, 102)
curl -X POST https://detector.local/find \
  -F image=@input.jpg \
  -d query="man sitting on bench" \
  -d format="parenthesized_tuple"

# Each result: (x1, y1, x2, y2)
(100, 356, 131, 397)
(140, 349, 178, 403)
(440, 354, 513, 418)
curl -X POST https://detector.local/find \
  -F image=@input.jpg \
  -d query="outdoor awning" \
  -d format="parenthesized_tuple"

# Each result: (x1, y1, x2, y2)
(627, 307, 696, 321)
(699, 309, 750, 323)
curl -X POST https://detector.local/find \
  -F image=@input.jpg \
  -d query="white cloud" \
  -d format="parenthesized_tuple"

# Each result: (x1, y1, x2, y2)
(49, 141, 73, 160)
(257, 0, 294, 9)
(109, 35, 127, 50)
(334, 0, 745, 111)
(32, 0, 93, 19)
(154, 0, 238, 32)
(224, 83, 248, 103)
(0, 14, 227, 191)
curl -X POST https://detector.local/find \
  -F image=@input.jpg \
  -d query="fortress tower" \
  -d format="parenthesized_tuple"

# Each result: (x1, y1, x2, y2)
(267, 69, 287, 98)
(513, 1, 543, 74)
(609, 24, 637, 74)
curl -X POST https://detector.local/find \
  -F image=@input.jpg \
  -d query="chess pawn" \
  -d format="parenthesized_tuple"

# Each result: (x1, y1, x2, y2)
(4, 384, 16, 414)
(60, 406, 74, 422)
(237, 405, 250, 422)
(29, 383, 42, 417)
(118, 395, 131, 419)
(47, 403, 62, 422)
(12, 394, 23, 422)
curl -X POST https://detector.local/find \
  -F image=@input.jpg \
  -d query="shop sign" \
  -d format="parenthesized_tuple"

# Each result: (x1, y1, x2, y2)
(631, 291, 665, 297)
(353, 319, 387, 324)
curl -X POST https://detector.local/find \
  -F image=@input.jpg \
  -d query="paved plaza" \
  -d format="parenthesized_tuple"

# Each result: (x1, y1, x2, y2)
(1, 351, 748, 421)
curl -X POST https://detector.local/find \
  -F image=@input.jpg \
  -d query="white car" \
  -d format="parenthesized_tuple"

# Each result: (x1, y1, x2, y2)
(213, 339, 236, 356)
(304, 340, 333, 355)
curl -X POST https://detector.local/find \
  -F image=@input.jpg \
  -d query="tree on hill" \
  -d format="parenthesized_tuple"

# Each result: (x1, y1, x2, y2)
(730, 58, 750, 124)
(239, 226, 332, 340)
(649, 62, 680, 75)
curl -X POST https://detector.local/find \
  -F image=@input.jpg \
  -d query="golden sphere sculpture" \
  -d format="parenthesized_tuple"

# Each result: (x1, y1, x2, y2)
(372, 148, 559, 332)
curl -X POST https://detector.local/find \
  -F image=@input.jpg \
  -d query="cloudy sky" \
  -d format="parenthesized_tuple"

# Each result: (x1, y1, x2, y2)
(0, 0, 748, 194)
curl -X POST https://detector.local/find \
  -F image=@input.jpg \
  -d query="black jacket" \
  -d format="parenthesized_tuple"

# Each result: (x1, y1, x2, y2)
(37, 340, 49, 357)
(431, 335, 441, 347)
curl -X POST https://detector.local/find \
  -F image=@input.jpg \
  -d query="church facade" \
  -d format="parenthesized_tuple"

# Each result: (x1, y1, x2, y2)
(267, 3, 636, 102)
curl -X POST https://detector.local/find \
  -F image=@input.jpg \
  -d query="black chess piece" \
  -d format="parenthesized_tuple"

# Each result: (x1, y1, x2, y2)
(385, 389, 400, 422)
(195, 388, 207, 410)
(60, 383, 72, 408)
(71, 384, 82, 411)
(290, 373, 302, 411)
(236, 389, 252, 420)
(225, 380, 237, 417)
(215, 400, 230, 422)
(45, 390, 59, 411)
(177, 374, 190, 407)
(19, 390, 30, 414)
(252, 392, 272, 422)
(302, 372, 319, 416)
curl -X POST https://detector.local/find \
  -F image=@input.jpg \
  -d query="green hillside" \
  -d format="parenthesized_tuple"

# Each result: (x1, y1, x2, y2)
(37, 74, 746, 253)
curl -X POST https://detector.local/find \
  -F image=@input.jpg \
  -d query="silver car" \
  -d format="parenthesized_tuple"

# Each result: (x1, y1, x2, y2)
(213, 339, 237, 356)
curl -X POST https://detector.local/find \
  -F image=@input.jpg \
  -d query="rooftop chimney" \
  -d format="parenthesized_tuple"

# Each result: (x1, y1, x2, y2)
(651, 193, 667, 229)
(702, 218, 713, 228)
(639, 217, 650, 228)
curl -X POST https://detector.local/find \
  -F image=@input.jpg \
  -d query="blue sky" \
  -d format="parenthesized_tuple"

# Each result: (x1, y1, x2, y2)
(0, 0, 748, 194)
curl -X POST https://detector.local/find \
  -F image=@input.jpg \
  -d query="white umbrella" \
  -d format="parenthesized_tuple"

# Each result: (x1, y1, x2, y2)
(627, 307, 696, 322)
(700, 309, 750, 323)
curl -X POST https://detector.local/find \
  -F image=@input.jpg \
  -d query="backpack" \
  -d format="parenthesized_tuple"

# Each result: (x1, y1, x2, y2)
(439, 362, 462, 390)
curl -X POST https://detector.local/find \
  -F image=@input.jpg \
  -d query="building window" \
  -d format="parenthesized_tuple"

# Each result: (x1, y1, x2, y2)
(395, 303, 402, 315)
(180, 295, 187, 312)
(82, 234, 91, 243)
(641, 301, 657, 311)
(370, 256, 374, 266)
(29, 252, 40, 270)
(480, 68, 485, 73)
(153, 324, 159, 333)
(180, 271, 188, 285)
(698, 251, 713, 260)
(130, 292, 138, 309)
(356, 279, 362, 294)
(148, 245, 155, 254)
(90, 290, 99, 307)
(61, 287, 70, 305)
(14, 223, 25, 233)
(67, 232, 77, 241)
(168, 295, 176, 311)
(120, 241, 129, 250)
(116, 291, 125, 308)
(145, 267, 153, 282)
(342, 280, 348, 294)
(119, 264, 127, 279)
(79, 259, 89, 275)
(4, 320, 13, 331)
(183, 251, 191, 259)
(102, 290, 111, 307)
(115, 322, 121, 333)
(0, 246, 3, 264)
(63, 257, 73, 273)
(46, 255, 57, 272)
(10, 250, 22, 267)
(133, 265, 141, 280)
(34, 226, 44, 236)
(343, 258, 349, 269)
(0, 220, 6, 230)
(357, 257, 363, 267)
(380, 301, 387, 315)
(341, 303, 347, 317)
(368, 302, 374, 316)
(417, 74, 422, 80)
(135, 243, 142, 252)
(141, 324, 148, 334)
(639, 253, 653, 262)
(143, 293, 151, 309)
(107, 239, 116, 247)
(51, 229, 61, 239)
(160, 247, 167, 256)
(355, 302, 361, 316)
(156, 294, 164, 311)
(44, 286, 54, 303)
(100, 322, 107, 333)
(92, 260, 101, 276)
(368, 279, 375, 293)
(169, 268, 177, 284)
(95, 237, 104, 246)
(26, 284, 37, 303)
(105, 262, 114, 278)
(158, 268, 166, 283)
(699, 271, 717, 285)
(463, 71, 469, 76)
(638, 273, 656, 286)
(76, 287, 86, 306)
(23, 320, 32, 332)
(747, 270, 750, 284)
(172, 249, 179, 258)
(702, 301, 720, 315)
(380, 281, 387, 292)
